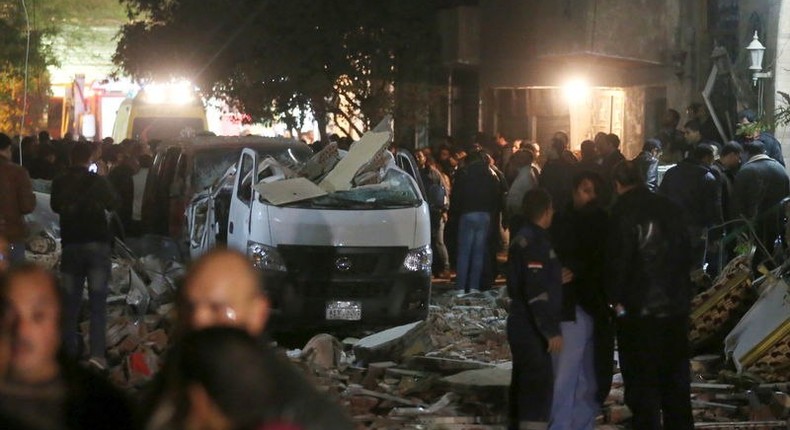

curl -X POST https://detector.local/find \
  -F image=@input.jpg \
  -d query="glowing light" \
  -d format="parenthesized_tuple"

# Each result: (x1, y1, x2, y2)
(563, 78, 590, 104)
(141, 80, 196, 105)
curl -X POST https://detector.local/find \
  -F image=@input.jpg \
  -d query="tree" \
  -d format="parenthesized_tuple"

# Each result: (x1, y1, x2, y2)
(0, 0, 55, 135)
(113, 0, 442, 142)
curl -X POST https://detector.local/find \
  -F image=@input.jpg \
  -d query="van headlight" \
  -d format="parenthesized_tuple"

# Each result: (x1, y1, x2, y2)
(403, 245, 432, 273)
(247, 242, 286, 272)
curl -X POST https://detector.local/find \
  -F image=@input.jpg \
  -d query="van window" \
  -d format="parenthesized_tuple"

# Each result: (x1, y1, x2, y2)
(237, 153, 254, 205)
(132, 117, 204, 142)
(192, 146, 312, 192)
(289, 168, 421, 209)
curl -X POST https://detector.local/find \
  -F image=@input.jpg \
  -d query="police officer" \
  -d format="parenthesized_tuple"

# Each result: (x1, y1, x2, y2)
(506, 188, 568, 430)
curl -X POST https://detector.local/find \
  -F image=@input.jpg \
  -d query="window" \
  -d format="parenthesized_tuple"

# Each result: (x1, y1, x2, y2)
(237, 153, 254, 205)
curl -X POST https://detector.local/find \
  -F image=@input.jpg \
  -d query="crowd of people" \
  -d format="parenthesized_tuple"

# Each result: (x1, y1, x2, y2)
(0, 100, 788, 430)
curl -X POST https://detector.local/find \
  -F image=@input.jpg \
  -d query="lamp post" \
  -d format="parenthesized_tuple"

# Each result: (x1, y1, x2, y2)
(746, 31, 772, 117)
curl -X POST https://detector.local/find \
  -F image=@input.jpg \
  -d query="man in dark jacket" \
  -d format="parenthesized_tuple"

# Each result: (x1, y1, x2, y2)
(632, 139, 661, 192)
(606, 161, 694, 430)
(711, 141, 743, 221)
(506, 188, 564, 430)
(733, 141, 790, 267)
(142, 249, 355, 430)
(0, 133, 36, 264)
(51, 142, 119, 368)
(737, 109, 784, 166)
(657, 109, 687, 164)
(0, 263, 134, 430)
(549, 171, 613, 429)
(540, 131, 579, 211)
(597, 133, 626, 207)
(684, 119, 721, 152)
(449, 150, 502, 294)
(658, 145, 722, 269)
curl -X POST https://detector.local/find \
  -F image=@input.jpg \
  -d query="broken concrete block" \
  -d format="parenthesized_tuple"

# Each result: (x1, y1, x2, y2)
(362, 362, 398, 390)
(256, 177, 328, 206)
(347, 395, 381, 416)
(145, 329, 169, 353)
(301, 334, 344, 370)
(319, 120, 391, 193)
(405, 356, 494, 375)
(354, 321, 432, 364)
(440, 368, 510, 395)
(606, 405, 633, 424)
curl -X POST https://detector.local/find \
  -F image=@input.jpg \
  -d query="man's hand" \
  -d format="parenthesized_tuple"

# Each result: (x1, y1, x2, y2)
(561, 268, 574, 284)
(547, 336, 563, 353)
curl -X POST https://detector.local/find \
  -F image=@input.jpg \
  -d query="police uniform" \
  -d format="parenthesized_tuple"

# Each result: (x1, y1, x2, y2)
(506, 222, 563, 430)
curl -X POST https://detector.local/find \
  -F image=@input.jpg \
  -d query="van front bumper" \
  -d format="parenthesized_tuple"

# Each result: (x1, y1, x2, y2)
(261, 270, 431, 332)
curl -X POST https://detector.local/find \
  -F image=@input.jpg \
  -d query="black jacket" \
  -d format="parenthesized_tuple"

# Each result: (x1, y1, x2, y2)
(733, 155, 790, 247)
(51, 167, 119, 245)
(550, 203, 609, 321)
(758, 132, 785, 166)
(540, 152, 578, 210)
(450, 161, 502, 216)
(550, 202, 615, 404)
(108, 164, 136, 234)
(599, 150, 626, 206)
(142, 337, 355, 430)
(605, 187, 694, 317)
(658, 158, 722, 233)
(733, 155, 789, 220)
(710, 160, 736, 221)
(632, 151, 659, 192)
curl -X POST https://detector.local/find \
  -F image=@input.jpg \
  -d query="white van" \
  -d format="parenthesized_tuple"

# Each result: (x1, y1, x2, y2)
(187, 141, 432, 330)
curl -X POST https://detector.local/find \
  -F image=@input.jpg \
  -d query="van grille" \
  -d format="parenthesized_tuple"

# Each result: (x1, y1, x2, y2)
(277, 245, 408, 277)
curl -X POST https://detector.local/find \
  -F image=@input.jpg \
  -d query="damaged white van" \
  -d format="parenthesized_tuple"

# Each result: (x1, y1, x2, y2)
(186, 128, 431, 330)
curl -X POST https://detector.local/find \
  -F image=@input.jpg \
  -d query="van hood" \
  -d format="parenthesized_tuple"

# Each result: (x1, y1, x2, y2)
(266, 205, 428, 248)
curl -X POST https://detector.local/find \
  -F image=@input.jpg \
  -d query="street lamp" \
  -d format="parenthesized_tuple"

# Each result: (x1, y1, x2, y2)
(746, 31, 771, 85)
(746, 31, 772, 117)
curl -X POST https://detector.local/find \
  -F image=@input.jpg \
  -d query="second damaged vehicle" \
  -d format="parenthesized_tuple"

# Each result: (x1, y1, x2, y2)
(186, 125, 431, 331)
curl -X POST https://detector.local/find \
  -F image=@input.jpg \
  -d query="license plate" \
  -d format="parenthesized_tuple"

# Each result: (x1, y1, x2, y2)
(325, 301, 362, 321)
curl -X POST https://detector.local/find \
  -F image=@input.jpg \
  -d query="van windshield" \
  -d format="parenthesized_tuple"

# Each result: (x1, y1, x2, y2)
(289, 169, 422, 209)
(132, 117, 205, 142)
(194, 146, 312, 191)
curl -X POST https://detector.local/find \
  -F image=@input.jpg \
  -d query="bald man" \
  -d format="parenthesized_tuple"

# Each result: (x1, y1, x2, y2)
(178, 248, 270, 335)
(144, 249, 355, 430)
(0, 263, 133, 430)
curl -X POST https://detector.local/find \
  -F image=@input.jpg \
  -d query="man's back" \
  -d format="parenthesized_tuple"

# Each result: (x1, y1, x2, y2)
(0, 158, 36, 242)
(451, 161, 501, 215)
(734, 156, 790, 219)
(51, 167, 119, 244)
(658, 159, 721, 228)
(607, 187, 693, 317)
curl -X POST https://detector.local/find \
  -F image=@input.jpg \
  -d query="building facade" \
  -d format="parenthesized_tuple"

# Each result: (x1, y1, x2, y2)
(436, 0, 789, 164)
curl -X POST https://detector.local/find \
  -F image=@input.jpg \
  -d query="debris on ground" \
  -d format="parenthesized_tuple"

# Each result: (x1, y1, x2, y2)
(288, 273, 790, 430)
(19, 212, 790, 429)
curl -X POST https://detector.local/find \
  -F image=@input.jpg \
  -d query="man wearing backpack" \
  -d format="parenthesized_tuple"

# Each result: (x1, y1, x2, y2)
(51, 142, 119, 369)
(416, 150, 451, 279)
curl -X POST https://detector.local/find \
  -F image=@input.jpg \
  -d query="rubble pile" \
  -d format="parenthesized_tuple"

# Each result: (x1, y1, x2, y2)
(287, 282, 790, 430)
(102, 249, 183, 389)
(288, 291, 515, 430)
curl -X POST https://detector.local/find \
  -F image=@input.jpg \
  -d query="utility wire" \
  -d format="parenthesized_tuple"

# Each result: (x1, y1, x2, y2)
(19, 0, 31, 166)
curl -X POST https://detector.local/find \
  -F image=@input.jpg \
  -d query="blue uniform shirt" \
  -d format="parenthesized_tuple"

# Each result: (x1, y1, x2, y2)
(506, 222, 563, 340)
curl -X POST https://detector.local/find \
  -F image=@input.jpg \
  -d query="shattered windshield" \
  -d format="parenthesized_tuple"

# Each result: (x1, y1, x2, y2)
(193, 145, 312, 191)
(293, 169, 421, 209)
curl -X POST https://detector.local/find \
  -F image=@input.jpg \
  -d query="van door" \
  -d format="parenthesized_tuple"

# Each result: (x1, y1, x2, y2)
(395, 151, 426, 198)
(227, 148, 257, 252)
